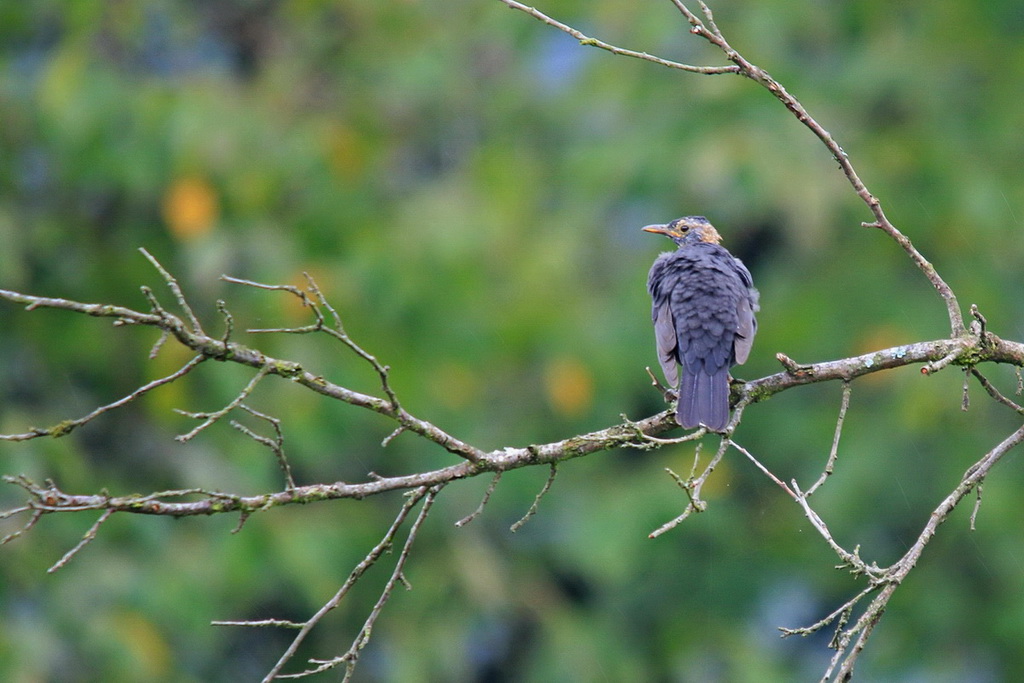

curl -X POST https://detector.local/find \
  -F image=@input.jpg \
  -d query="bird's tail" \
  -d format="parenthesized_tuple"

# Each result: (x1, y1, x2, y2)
(677, 366, 730, 431)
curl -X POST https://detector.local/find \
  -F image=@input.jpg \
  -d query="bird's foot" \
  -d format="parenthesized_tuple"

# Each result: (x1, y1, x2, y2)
(645, 366, 678, 403)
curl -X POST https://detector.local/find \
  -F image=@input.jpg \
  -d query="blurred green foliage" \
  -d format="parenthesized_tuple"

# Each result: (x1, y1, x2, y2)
(2, 0, 1024, 680)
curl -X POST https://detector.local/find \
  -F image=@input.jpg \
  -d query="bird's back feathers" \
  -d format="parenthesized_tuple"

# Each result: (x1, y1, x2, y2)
(647, 241, 758, 431)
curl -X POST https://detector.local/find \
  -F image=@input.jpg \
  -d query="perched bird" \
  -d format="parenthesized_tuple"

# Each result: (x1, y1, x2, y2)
(644, 216, 759, 431)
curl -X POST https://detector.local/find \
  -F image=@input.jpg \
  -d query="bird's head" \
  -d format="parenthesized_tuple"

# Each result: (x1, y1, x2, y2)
(642, 216, 722, 246)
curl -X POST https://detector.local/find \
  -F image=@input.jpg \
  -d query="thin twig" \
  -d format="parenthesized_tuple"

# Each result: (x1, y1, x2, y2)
(807, 381, 852, 496)
(304, 274, 403, 412)
(175, 365, 273, 442)
(778, 583, 876, 638)
(334, 486, 440, 682)
(253, 486, 435, 682)
(731, 441, 795, 497)
(455, 472, 503, 527)
(961, 367, 971, 411)
(212, 618, 304, 629)
(650, 435, 730, 538)
(139, 247, 205, 334)
(969, 482, 984, 531)
(221, 276, 313, 303)
(47, 509, 115, 573)
(0, 508, 43, 545)
(510, 464, 557, 532)
(381, 425, 407, 447)
(497, 0, 739, 75)
(664, 466, 707, 514)
(149, 329, 170, 359)
(225, 273, 405, 417)
(217, 299, 234, 344)
(810, 424, 1024, 680)
(0, 355, 206, 442)
(231, 404, 296, 490)
(971, 368, 1024, 414)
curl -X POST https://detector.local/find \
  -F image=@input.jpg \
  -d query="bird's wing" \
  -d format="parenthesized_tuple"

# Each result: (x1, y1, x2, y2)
(731, 257, 758, 366)
(654, 302, 679, 388)
(733, 294, 756, 365)
(733, 257, 756, 293)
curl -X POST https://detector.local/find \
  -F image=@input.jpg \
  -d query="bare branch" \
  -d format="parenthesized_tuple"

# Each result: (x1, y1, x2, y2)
(300, 274, 403, 413)
(230, 405, 296, 490)
(381, 425, 407, 448)
(971, 368, 1024, 414)
(806, 381, 852, 496)
(1, 267, 484, 461)
(792, 424, 1024, 680)
(140, 247, 205, 334)
(213, 618, 304, 630)
(969, 483, 984, 531)
(921, 348, 960, 375)
(455, 472, 502, 527)
(731, 441, 795, 497)
(48, 509, 114, 573)
(496, 0, 738, 75)
(650, 433, 731, 538)
(332, 486, 439, 682)
(1, 507, 43, 545)
(216, 299, 234, 344)
(779, 583, 876, 639)
(510, 464, 558, 532)
(149, 328, 171, 359)
(176, 365, 273, 442)
(250, 485, 439, 682)
(0, 355, 206, 442)
(790, 480, 877, 579)
(748, 336, 1024, 403)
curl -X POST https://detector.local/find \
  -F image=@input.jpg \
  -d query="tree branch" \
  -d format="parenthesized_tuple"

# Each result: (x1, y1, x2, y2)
(2, 272, 1020, 524)
(496, 0, 739, 75)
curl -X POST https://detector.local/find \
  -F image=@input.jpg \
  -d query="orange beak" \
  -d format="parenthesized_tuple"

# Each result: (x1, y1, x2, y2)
(642, 224, 669, 234)
(642, 224, 681, 237)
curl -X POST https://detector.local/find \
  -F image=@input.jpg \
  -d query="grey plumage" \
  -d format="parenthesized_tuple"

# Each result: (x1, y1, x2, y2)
(644, 216, 758, 431)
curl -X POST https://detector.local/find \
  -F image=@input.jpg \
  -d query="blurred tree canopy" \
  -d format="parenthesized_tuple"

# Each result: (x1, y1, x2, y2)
(2, 0, 1024, 680)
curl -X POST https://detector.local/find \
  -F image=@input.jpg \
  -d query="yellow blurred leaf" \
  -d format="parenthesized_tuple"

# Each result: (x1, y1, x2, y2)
(544, 357, 593, 418)
(108, 610, 172, 678)
(163, 176, 218, 241)
(327, 123, 367, 181)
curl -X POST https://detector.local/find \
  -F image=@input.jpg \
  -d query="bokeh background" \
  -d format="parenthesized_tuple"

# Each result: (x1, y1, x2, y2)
(3, 0, 1024, 680)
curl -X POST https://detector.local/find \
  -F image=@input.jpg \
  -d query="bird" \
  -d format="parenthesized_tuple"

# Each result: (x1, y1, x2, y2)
(643, 216, 759, 431)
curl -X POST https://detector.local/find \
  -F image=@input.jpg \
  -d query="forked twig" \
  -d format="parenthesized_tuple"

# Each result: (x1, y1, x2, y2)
(175, 364, 273, 442)
(230, 405, 296, 490)
(496, 0, 739, 75)
(247, 486, 440, 682)
(140, 247, 205, 334)
(0, 355, 206, 442)
(649, 435, 730, 538)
